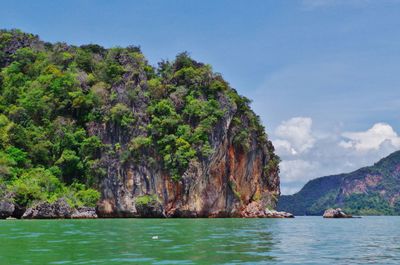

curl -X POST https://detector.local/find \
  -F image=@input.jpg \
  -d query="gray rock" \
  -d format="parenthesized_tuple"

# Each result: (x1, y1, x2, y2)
(241, 202, 294, 218)
(0, 200, 15, 219)
(136, 200, 165, 218)
(265, 209, 294, 218)
(71, 207, 98, 219)
(323, 208, 352, 218)
(12, 204, 26, 219)
(22, 199, 72, 219)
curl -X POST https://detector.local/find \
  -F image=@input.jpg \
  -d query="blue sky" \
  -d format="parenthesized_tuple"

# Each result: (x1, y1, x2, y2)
(1, 0, 400, 194)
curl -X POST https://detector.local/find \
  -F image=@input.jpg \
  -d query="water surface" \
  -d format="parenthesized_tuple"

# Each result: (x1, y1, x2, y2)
(0, 217, 399, 264)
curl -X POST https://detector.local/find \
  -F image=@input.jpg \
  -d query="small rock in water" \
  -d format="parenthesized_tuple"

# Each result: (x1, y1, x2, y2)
(152, 236, 159, 240)
(71, 207, 97, 219)
(22, 198, 72, 219)
(0, 200, 15, 219)
(323, 208, 352, 218)
(241, 201, 294, 218)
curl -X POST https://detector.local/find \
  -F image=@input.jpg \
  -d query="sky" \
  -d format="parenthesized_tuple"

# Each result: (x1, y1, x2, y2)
(1, 0, 399, 194)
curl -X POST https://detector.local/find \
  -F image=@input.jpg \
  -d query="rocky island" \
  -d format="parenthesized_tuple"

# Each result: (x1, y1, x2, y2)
(0, 29, 287, 218)
(323, 208, 352, 218)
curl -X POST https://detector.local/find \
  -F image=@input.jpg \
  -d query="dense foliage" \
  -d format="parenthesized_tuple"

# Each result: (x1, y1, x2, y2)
(0, 29, 269, 208)
(278, 151, 400, 215)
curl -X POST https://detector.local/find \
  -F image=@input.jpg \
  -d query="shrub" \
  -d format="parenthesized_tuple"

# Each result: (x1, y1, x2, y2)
(75, 49, 93, 72)
(233, 130, 250, 151)
(9, 168, 64, 207)
(135, 194, 158, 206)
(109, 103, 134, 127)
(55, 149, 84, 183)
(74, 187, 100, 207)
(264, 155, 281, 175)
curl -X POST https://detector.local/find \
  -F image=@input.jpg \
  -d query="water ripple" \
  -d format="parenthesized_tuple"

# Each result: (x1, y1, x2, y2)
(0, 217, 399, 264)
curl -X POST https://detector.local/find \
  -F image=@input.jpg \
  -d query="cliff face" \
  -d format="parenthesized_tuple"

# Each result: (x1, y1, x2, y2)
(92, 53, 280, 218)
(278, 151, 400, 215)
(0, 30, 280, 218)
(96, 103, 279, 217)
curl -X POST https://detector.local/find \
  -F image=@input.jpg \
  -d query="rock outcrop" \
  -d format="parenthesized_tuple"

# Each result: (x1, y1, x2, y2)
(96, 100, 280, 217)
(20, 202, 98, 219)
(323, 208, 352, 218)
(0, 30, 281, 218)
(71, 207, 98, 219)
(97, 128, 280, 218)
(0, 189, 25, 219)
(22, 199, 72, 219)
(89, 45, 281, 218)
(0, 200, 15, 219)
(241, 201, 294, 218)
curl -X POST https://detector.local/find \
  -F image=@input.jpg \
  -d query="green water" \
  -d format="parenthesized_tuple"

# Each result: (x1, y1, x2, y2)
(1, 217, 400, 264)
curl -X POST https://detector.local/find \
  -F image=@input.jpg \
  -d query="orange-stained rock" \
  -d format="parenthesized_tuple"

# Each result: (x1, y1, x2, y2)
(92, 54, 280, 218)
(96, 119, 280, 218)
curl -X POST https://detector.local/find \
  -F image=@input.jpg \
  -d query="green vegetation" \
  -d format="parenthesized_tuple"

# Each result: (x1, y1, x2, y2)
(228, 180, 242, 203)
(340, 193, 395, 215)
(0, 29, 270, 208)
(109, 103, 134, 127)
(143, 52, 267, 180)
(135, 194, 159, 206)
(8, 167, 99, 208)
(264, 153, 281, 176)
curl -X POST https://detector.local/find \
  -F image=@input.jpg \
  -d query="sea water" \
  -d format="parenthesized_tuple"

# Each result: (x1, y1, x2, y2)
(0, 217, 399, 264)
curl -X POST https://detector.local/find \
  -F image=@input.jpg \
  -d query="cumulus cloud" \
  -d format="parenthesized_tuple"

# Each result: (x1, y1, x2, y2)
(275, 117, 315, 155)
(280, 159, 318, 182)
(280, 186, 305, 196)
(273, 118, 400, 195)
(274, 139, 298, 156)
(340, 123, 400, 151)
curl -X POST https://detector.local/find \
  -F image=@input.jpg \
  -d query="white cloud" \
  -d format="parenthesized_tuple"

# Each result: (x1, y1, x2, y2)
(280, 159, 318, 182)
(274, 139, 298, 156)
(280, 186, 304, 196)
(340, 123, 400, 152)
(274, 118, 400, 195)
(275, 117, 315, 154)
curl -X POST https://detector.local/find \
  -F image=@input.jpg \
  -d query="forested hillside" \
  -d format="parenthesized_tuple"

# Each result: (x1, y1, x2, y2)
(278, 151, 400, 215)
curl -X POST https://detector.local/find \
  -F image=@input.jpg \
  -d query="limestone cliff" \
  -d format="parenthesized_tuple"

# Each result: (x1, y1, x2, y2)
(0, 29, 280, 218)
(96, 98, 280, 217)
(94, 53, 281, 217)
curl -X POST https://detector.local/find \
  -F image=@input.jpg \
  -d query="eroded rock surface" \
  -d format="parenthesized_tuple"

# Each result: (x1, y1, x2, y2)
(71, 207, 98, 219)
(323, 208, 352, 218)
(0, 200, 15, 219)
(22, 199, 72, 219)
(92, 52, 281, 218)
(241, 201, 294, 218)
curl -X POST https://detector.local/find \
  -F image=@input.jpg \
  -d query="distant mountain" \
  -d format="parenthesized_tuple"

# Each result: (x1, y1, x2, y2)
(278, 151, 400, 215)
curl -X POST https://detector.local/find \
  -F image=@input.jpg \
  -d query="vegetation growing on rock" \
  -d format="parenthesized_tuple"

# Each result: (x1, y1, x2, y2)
(0, 29, 279, 217)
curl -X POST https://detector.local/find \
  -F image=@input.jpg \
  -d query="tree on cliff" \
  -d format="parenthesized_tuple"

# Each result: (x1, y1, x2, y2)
(0, 29, 279, 217)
